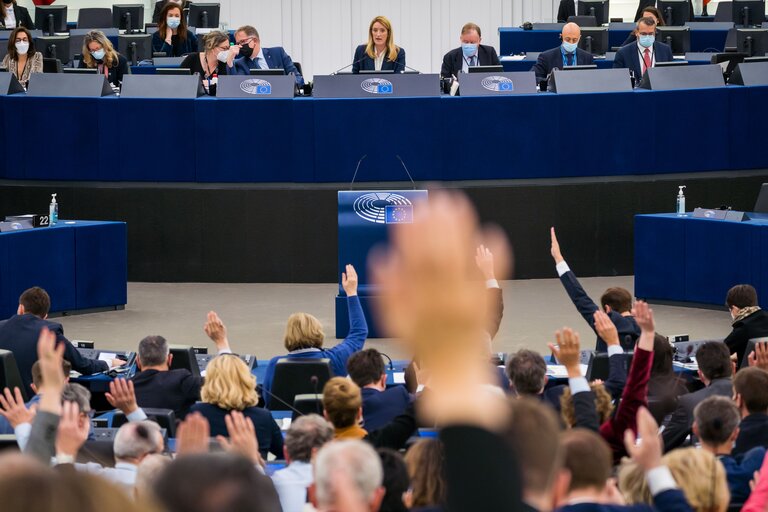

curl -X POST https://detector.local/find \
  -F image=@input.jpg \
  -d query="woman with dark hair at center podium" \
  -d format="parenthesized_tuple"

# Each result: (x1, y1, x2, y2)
(152, 2, 197, 57)
(352, 15, 406, 73)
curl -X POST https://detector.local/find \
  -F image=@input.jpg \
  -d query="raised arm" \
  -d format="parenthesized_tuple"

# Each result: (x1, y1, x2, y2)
(476, 245, 504, 339)
(550, 328, 600, 431)
(328, 265, 368, 364)
(595, 310, 628, 399)
(551, 227, 601, 329)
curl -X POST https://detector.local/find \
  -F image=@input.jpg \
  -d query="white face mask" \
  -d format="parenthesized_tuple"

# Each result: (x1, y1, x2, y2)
(15, 41, 29, 55)
(216, 50, 229, 63)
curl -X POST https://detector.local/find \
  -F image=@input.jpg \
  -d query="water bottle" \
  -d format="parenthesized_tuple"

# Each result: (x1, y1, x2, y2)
(49, 193, 58, 225)
(676, 186, 686, 216)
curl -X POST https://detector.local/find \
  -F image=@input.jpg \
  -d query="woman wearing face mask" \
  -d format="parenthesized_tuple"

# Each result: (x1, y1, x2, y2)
(78, 30, 129, 88)
(151, 2, 197, 57)
(180, 30, 235, 96)
(151, 0, 191, 24)
(352, 15, 405, 73)
(2, 27, 41, 89)
(0, 0, 34, 30)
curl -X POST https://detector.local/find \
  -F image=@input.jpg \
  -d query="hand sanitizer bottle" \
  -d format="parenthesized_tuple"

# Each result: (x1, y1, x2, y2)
(49, 194, 58, 225)
(676, 186, 686, 216)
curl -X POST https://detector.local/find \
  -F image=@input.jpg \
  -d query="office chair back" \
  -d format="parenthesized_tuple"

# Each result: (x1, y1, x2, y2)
(112, 407, 177, 437)
(270, 358, 332, 411)
(0, 350, 27, 402)
(292, 393, 323, 420)
(585, 352, 633, 381)
(169, 345, 201, 378)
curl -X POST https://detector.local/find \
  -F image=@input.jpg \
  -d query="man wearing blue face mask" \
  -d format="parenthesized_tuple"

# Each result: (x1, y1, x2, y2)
(613, 17, 673, 82)
(440, 22, 500, 79)
(531, 22, 594, 86)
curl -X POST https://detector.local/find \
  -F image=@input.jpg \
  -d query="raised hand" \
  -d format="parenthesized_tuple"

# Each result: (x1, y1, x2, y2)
(105, 378, 138, 415)
(748, 342, 768, 371)
(631, 301, 655, 352)
(623, 407, 662, 472)
(549, 328, 582, 378)
(475, 245, 496, 280)
(0, 387, 35, 428)
(550, 227, 564, 264)
(217, 410, 263, 467)
(37, 327, 66, 415)
(203, 311, 230, 350)
(594, 310, 620, 347)
(176, 412, 210, 456)
(342, 264, 358, 297)
(54, 400, 89, 457)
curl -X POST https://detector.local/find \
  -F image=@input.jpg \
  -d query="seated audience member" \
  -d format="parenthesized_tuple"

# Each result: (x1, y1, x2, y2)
(619, 447, 730, 512)
(352, 15, 406, 73)
(0, 359, 71, 434)
(724, 284, 768, 365)
(732, 366, 768, 456)
(622, 6, 664, 46)
(663, 341, 733, 451)
(262, 264, 367, 406)
(189, 355, 283, 460)
(532, 24, 595, 86)
(3, 27, 41, 89)
(505, 349, 563, 407)
(271, 414, 334, 512)
(180, 30, 235, 96)
(152, 0, 191, 24)
(634, 0, 692, 24)
(228, 25, 304, 86)
(613, 17, 673, 81)
(378, 448, 411, 512)
(694, 396, 765, 506)
(0, 287, 121, 397)
(440, 22, 500, 79)
(311, 440, 385, 512)
(134, 453, 171, 503)
(151, 2, 197, 57)
(347, 348, 411, 432)
(131, 312, 232, 419)
(556, 0, 576, 23)
(550, 228, 639, 351)
(404, 438, 447, 510)
(78, 30, 129, 88)
(647, 334, 689, 422)
(0, 0, 33, 29)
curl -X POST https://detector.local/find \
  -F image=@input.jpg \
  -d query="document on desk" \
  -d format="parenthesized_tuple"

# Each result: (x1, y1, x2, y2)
(98, 352, 117, 364)
(546, 364, 589, 378)
(392, 372, 405, 384)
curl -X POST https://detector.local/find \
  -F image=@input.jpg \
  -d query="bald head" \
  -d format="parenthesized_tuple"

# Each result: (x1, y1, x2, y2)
(562, 22, 581, 42)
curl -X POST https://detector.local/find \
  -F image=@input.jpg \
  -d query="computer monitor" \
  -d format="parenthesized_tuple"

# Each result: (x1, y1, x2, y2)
(35, 5, 67, 36)
(737, 28, 768, 56)
(187, 3, 220, 29)
(657, 0, 692, 25)
(249, 68, 285, 76)
(156, 68, 192, 75)
(577, 0, 610, 25)
(561, 64, 599, 70)
(578, 27, 609, 55)
(63, 67, 97, 74)
(655, 60, 689, 67)
(657, 26, 691, 54)
(568, 15, 598, 27)
(755, 183, 768, 212)
(42, 57, 62, 73)
(118, 34, 152, 65)
(467, 65, 504, 73)
(733, 0, 766, 26)
(112, 4, 145, 33)
(36, 36, 71, 64)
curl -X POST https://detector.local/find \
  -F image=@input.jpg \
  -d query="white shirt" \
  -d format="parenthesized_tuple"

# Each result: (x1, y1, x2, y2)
(636, 41, 656, 74)
(272, 461, 314, 512)
(374, 50, 385, 71)
(251, 49, 268, 70)
(4, 6, 16, 29)
(78, 461, 138, 495)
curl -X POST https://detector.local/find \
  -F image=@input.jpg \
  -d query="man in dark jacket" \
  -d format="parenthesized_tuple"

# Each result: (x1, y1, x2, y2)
(724, 284, 768, 366)
(733, 366, 768, 456)
(440, 22, 500, 79)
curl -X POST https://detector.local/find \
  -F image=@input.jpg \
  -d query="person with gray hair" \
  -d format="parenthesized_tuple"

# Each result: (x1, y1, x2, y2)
(311, 439, 385, 512)
(131, 312, 232, 419)
(272, 414, 334, 512)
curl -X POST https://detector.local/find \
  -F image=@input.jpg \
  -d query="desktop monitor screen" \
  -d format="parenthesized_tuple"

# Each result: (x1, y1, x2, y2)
(112, 4, 145, 32)
(156, 68, 192, 75)
(578, 0, 610, 25)
(118, 34, 153, 65)
(36, 36, 71, 64)
(578, 27, 609, 55)
(35, 5, 67, 36)
(733, 0, 766, 26)
(63, 68, 97, 74)
(657, 26, 692, 54)
(249, 68, 285, 76)
(467, 65, 504, 73)
(187, 3, 220, 28)
(657, 0, 692, 25)
(737, 28, 768, 56)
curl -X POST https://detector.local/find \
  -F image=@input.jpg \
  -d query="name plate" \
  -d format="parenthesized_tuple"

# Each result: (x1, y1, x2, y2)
(216, 75, 295, 98)
(26, 73, 115, 97)
(550, 67, 632, 93)
(639, 63, 725, 90)
(313, 73, 440, 98)
(459, 71, 537, 96)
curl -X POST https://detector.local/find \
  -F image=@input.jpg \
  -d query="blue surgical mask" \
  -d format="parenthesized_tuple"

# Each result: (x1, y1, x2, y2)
(562, 41, 578, 53)
(639, 35, 655, 48)
(91, 49, 106, 61)
(461, 43, 478, 58)
(167, 16, 181, 29)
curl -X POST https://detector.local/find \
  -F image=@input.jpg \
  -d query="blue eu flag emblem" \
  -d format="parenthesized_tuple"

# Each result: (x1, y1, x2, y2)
(385, 205, 413, 224)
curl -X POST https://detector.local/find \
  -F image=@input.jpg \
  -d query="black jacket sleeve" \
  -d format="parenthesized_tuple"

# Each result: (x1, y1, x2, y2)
(440, 50, 454, 78)
(604, 353, 628, 400)
(15, 6, 34, 30)
(662, 397, 693, 451)
(365, 402, 417, 451)
(52, 325, 108, 375)
(572, 390, 601, 432)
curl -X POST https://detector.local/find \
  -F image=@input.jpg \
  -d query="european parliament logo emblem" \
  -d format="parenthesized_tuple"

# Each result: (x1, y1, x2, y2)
(353, 192, 412, 224)
(361, 78, 394, 95)
(481, 76, 515, 93)
(240, 79, 272, 95)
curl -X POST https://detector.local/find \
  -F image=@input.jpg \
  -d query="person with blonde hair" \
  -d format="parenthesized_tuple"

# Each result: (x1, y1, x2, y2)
(619, 447, 730, 512)
(262, 264, 368, 407)
(180, 30, 237, 96)
(323, 377, 366, 439)
(189, 354, 283, 459)
(78, 30, 129, 88)
(352, 15, 406, 73)
(404, 438, 447, 509)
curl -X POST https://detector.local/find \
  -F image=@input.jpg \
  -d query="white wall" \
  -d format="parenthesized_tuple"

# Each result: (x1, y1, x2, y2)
(18, 0, 737, 79)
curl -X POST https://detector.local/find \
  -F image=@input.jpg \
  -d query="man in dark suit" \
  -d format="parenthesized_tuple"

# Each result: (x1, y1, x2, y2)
(557, 0, 577, 23)
(0, 287, 116, 397)
(228, 25, 305, 86)
(531, 23, 595, 85)
(662, 341, 734, 451)
(732, 366, 768, 456)
(723, 284, 768, 365)
(613, 16, 674, 81)
(346, 348, 410, 432)
(440, 22, 501, 79)
(131, 311, 232, 419)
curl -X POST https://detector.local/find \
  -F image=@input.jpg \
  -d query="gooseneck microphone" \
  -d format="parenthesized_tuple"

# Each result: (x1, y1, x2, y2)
(349, 154, 368, 189)
(395, 155, 417, 190)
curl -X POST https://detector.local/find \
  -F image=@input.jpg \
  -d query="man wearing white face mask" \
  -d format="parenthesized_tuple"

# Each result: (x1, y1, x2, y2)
(613, 17, 673, 82)
(2, 26, 42, 89)
(531, 22, 594, 86)
(440, 23, 500, 79)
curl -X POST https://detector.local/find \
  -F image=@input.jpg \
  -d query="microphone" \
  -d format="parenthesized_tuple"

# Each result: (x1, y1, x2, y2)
(398, 63, 422, 74)
(332, 55, 370, 75)
(349, 154, 368, 189)
(260, 386, 306, 417)
(310, 375, 321, 415)
(380, 352, 395, 372)
(395, 155, 417, 190)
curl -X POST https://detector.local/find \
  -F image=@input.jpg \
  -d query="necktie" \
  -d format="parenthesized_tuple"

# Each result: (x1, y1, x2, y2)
(643, 48, 652, 73)
(566, 53, 574, 66)
(470, 56, 476, 67)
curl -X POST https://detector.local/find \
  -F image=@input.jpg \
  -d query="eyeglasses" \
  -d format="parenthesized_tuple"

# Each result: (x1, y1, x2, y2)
(236, 37, 254, 46)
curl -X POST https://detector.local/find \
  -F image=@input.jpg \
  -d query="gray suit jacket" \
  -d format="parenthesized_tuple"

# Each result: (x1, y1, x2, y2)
(662, 377, 733, 451)
(24, 410, 59, 464)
